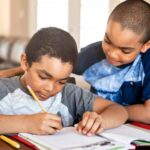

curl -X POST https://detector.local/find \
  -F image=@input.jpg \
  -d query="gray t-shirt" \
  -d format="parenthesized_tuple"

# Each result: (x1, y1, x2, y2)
(0, 76, 97, 126)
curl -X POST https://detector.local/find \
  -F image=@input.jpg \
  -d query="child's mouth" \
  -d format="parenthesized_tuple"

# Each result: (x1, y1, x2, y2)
(38, 93, 49, 100)
(106, 57, 121, 66)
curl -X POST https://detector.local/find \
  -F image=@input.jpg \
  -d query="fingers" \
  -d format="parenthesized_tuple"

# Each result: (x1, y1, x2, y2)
(76, 112, 104, 136)
(28, 113, 63, 135)
(43, 113, 63, 132)
(47, 113, 62, 122)
(46, 117, 62, 130)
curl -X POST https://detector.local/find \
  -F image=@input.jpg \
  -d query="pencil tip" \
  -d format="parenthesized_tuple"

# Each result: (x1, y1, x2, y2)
(27, 85, 30, 89)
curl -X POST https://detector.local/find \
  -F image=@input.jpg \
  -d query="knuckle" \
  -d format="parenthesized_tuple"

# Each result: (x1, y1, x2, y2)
(83, 112, 89, 117)
(92, 112, 98, 117)
(39, 123, 46, 132)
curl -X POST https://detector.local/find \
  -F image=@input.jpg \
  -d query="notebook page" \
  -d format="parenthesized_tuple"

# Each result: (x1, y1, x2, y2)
(19, 127, 131, 150)
(20, 127, 107, 149)
(100, 124, 150, 144)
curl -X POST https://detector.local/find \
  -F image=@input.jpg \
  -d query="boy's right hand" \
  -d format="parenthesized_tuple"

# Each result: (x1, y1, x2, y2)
(24, 113, 62, 135)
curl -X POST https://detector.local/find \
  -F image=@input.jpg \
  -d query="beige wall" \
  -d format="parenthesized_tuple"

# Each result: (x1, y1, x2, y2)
(0, 0, 36, 38)
(0, 0, 10, 36)
(68, 0, 80, 49)
(109, 0, 125, 14)
(0, 0, 150, 39)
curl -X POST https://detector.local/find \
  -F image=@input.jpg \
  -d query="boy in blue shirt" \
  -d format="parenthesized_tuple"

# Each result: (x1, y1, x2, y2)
(0, 27, 127, 135)
(74, 0, 150, 124)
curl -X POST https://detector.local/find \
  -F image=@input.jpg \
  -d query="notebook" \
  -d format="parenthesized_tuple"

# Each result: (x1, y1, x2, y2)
(19, 124, 150, 150)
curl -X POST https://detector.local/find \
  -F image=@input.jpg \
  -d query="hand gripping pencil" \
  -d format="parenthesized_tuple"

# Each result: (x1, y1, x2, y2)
(27, 85, 47, 113)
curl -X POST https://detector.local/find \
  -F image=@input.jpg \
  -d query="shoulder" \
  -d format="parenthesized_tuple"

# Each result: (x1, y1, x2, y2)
(141, 48, 150, 70)
(80, 41, 105, 59)
(81, 41, 102, 52)
(61, 83, 97, 114)
(62, 83, 97, 102)
(62, 83, 84, 95)
(141, 49, 150, 101)
(0, 76, 20, 98)
(73, 41, 105, 74)
(0, 76, 20, 88)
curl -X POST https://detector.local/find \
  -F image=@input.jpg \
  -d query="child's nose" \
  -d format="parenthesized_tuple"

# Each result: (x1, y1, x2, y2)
(107, 47, 118, 59)
(44, 81, 55, 92)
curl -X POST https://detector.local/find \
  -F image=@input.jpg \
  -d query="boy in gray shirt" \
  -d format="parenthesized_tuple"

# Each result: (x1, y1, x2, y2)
(0, 27, 128, 136)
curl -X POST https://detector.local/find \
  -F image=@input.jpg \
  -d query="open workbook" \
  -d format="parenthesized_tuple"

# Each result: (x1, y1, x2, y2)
(19, 124, 150, 150)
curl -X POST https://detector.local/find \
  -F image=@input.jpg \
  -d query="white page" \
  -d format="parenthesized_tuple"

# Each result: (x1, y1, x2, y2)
(20, 127, 107, 149)
(100, 124, 150, 144)
(19, 127, 131, 150)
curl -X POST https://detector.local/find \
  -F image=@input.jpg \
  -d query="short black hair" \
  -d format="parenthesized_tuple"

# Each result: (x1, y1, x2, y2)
(25, 27, 78, 67)
(109, 0, 150, 43)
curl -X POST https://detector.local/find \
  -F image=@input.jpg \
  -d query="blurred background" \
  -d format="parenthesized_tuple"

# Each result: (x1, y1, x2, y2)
(0, 0, 150, 70)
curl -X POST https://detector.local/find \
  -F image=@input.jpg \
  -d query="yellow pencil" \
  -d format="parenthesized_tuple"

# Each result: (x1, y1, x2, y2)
(27, 85, 47, 113)
(0, 135, 20, 149)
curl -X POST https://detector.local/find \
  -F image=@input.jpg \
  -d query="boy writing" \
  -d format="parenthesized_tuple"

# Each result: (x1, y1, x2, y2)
(74, 0, 150, 124)
(0, 27, 127, 135)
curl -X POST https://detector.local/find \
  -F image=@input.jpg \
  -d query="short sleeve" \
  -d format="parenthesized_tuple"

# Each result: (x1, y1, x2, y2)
(61, 83, 97, 123)
(141, 49, 150, 101)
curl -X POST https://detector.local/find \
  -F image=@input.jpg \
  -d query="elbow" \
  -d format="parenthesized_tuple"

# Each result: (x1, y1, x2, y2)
(143, 103, 150, 124)
(143, 110, 150, 124)
(116, 104, 128, 124)
(122, 106, 128, 123)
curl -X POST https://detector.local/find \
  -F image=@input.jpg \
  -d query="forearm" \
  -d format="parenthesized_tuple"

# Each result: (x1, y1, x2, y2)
(0, 66, 23, 78)
(100, 104, 128, 129)
(0, 114, 28, 134)
(126, 104, 150, 124)
(0, 113, 62, 135)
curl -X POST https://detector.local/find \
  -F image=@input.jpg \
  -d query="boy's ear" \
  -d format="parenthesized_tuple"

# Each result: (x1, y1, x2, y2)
(20, 53, 29, 71)
(141, 40, 150, 53)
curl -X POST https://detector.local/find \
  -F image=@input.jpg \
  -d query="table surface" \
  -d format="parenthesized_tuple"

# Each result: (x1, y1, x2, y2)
(0, 138, 33, 150)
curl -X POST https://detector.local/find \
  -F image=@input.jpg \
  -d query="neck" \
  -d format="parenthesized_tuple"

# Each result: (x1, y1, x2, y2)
(20, 74, 27, 89)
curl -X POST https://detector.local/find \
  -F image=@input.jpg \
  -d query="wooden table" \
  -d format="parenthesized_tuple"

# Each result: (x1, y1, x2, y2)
(0, 138, 33, 150)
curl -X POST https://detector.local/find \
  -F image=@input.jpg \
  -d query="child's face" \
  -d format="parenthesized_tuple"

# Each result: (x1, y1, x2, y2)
(21, 55, 73, 100)
(102, 20, 145, 66)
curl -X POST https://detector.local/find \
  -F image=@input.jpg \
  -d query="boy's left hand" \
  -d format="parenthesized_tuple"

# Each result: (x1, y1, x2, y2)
(76, 111, 105, 136)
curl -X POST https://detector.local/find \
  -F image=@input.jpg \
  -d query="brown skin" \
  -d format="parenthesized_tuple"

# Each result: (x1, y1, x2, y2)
(102, 20, 146, 66)
(0, 67, 23, 78)
(1, 19, 150, 124)
(102, 20, 150, 124)
(20, 54, 73, 100)
(0, 53, 128, 135)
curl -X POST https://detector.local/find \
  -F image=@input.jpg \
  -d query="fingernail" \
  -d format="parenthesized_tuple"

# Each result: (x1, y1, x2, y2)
(78, 128, 82, 133)
(87, 133, 92, 136)
(74, 124, 78, 128)
(83, 130, 87, 134)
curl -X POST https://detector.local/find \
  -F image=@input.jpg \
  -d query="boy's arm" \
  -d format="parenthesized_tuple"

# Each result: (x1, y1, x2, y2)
(0, 66, 24, 78)
(0, 113, 62, 135)
(76, 97, 128, 135)
(125, 99, 150, 124)
(93, 97, 128, 129)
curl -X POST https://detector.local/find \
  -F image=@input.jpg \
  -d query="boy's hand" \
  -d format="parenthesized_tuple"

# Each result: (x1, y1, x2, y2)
(76, 112, 105, 136)
(24, 113, 62, 135)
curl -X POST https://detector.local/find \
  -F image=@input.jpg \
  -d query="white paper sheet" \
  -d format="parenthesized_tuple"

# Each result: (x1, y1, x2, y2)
(19, 124, 149, 150)
(100, 124, 150, 144)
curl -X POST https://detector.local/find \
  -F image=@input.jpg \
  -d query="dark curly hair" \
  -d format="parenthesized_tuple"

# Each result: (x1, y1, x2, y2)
(25, 27, 78, 67)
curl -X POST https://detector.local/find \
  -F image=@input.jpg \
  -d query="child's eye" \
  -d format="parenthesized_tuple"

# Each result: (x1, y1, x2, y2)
(104, 38, 111, 44)
(58, 81, 67, 85)
(121, 50, 131, 54)
(39, 75, 48, 80)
